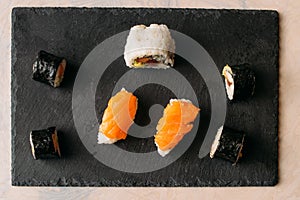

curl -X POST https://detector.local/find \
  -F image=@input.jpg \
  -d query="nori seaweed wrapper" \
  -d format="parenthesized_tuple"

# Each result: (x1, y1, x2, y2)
(214, 127, 245, 164)
(32, 50, 65, 87)
(30, 127, 61, 159)
(223, 64, 256, 101)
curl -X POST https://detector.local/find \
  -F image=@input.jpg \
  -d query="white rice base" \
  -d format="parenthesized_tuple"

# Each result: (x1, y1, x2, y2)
(155, 141, 171, 157)
(210, 126, 224, 158)
(97, 131, 118, 144)
(29, 132, 36, 159)
(223, 67, 234, 100)
(124, 24, 175, 68)
(170, 98, 191, 104)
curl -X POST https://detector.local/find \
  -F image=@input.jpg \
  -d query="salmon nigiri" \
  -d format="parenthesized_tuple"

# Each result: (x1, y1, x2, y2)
(154, 99, 200, 156)
(98, 88, 138, 144)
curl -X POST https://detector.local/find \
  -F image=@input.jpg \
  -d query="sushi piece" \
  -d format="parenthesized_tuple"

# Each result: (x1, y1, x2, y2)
(124, 24, 175, 69)
(30, 127, 61, 159)
(98, 88, 138, 144)
(154, 99, 200, 157)
(210, 126, 245, 164)
(32, 50, 67, 87)
(222, 64, 255, 101)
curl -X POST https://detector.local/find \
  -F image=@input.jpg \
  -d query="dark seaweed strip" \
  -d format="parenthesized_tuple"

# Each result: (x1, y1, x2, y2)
(32, 50, 64, 87)
(214, 127, 245, 164)
(30, 127, 60, 159)
(230, 64, 256, 101)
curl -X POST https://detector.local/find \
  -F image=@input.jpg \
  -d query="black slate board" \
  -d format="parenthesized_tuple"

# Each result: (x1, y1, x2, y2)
(11, 8, 279, 186)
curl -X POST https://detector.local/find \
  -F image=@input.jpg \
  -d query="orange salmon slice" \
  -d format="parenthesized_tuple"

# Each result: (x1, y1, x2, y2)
(99, 88, 138, 141)
(154, 99, 200, 151)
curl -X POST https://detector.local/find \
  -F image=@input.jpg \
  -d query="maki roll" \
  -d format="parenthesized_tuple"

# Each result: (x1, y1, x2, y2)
(210, 126, 245, 164)
(222, 64, 255, 101)
(154, 99, 200, 157)
(98, 88, 138, 144)
(124, 24, 175, 69)
(32, 50, 67, 87)
(30, 127, 61, 159)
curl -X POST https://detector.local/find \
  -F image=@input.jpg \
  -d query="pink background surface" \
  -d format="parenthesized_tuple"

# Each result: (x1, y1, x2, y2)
(1, 0, 300, 199)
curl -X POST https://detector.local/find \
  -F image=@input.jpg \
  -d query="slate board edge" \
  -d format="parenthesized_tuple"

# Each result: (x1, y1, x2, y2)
(274, 11, 280, 186)
(11, 7, 279, 16)
(12, 178, 278, 187)
(11, 8, 18, 186)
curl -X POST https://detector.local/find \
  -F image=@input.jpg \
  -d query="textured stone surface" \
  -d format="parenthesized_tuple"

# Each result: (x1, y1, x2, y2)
(11, 8, 278, 186)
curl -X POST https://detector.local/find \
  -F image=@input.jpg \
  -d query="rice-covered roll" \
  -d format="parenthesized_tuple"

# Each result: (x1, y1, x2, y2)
(154, 99, 200, 157)
(32, 50, 67, 87)
(210, 126, 245, 164)
(98, 88, 138, 144)
(124, 24, 175, 69)
(30, 127, 61, 159)
(222, 64, 255, 101)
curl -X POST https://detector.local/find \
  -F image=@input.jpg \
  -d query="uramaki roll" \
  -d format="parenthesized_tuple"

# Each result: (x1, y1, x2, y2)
(124, 24, 175, 69)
